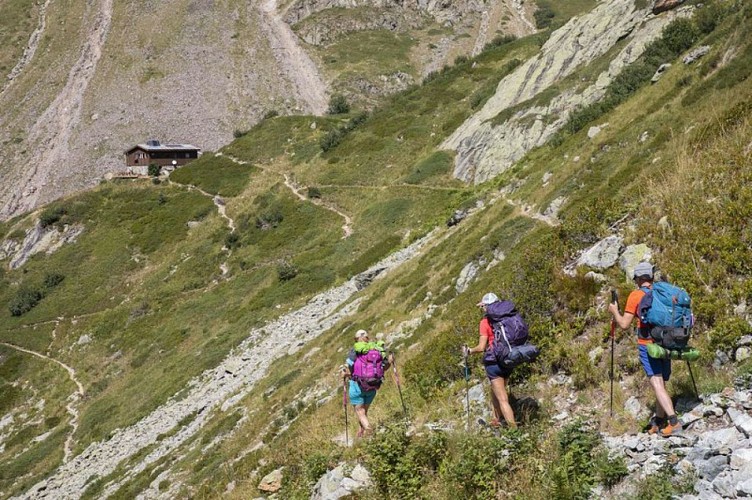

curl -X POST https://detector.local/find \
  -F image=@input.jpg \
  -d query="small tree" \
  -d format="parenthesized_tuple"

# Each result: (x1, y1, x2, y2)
(148, 163, 160, 177)
(320, 129, 342, 152)
(327, 95, 350, 115)
(307, 187, 322, 199)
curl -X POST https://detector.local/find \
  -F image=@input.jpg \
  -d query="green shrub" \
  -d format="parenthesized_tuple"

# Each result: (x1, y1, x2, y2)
(549, 420, 601, 499)
(661, 18, 698, 55)
(695, 1, 726, 34)
(39, 206, 67, 229)
(534, 6, 556, 29)
(148, 163, 160, 177)
(483, 34, 517, 52)
(307, 187, 322, 199)
(327, 95, 350, 115)
(263, 109, 279, 120)
(43, 272, 65, 289)
(709, 316, 751, 351)
(224, 232, 240, 249)
(9, 288, 43, 316)
(320, 129, 342, 152)
(256, 209, 284, 229)
(233, 129, 246, 138)
(439, 433, 513, 497)
(277, 262, 298, 281)
(365, 424, 447, 498)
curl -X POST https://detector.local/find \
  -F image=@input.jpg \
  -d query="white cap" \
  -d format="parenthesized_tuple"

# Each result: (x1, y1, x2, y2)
(477, 292, 499, 306)
(354, 329, 368, 339)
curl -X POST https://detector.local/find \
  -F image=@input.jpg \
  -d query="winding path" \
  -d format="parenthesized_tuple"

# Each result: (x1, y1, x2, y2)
(167, 181, 236, 276)
(217, 153, 354, 238)
(0, 341, 84, 463)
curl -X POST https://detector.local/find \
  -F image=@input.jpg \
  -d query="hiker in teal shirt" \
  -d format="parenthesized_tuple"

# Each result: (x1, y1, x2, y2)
(342, 329, 392, 437)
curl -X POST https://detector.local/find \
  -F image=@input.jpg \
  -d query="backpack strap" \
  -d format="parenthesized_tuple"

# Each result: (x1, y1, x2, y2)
(499, 322, 513, 352)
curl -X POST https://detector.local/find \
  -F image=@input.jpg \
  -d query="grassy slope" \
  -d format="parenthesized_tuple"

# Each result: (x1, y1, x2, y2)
(2, 1, 752, 498)
(164, 4, 752, 498)
(0, 0, 38, 81)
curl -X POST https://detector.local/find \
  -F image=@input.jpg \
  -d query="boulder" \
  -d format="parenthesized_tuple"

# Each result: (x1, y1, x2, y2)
(738, 477, 752, 497)
(625, 397, 648, 418)
(311, 463, 372, 500)
(739, 335, 752, 347)
(258, 468, 283, 493)
(736, 347, 752, 362)
(653, 0, 684, 14)
(684, 45, 711, 64)
(618, 244, 652, 280)
(455, 261, 480, 294)
(447, 210, 467, 227)
(727, 408, 752, 438)
(577, 235, 623, 270)
(713, 350, 731, 370)
(651, 63, 672, 83)
(730, 448, 752, 469)
(696, 455, 729, 481)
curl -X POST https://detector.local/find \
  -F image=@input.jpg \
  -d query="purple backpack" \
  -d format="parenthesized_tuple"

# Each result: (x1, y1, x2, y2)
(483, 300, 537, 367)
(353, 350, 385, 391)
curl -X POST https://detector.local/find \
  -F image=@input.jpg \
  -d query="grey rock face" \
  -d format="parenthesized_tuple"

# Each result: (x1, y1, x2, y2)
(443, 0, 690, 185)
(727, 408, 752, 438)
(455, 261, 480, 294)
(1, 223, 84, 269)
(577, 235, 623, 270)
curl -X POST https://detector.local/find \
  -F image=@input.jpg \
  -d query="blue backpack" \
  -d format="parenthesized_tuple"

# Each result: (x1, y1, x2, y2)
(638, 282, 693, 349)
(483, 301, 539, 368)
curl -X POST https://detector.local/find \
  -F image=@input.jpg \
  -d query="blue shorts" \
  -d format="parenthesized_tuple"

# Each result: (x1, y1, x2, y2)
(484, 363, 513, 381)
(638, 345, 671, 380)
(349, 380, 377, 406)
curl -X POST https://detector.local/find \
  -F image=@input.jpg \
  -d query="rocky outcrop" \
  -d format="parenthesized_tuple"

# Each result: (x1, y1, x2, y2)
(576, 236, 624, 271)
(294, 7, 425, 46)
(283, 0, 486, 27)
(443, 0, 692, 185)
(0, 223, 84, 269)
(311, 463, 372, 499)
(604, 377, 752, 499)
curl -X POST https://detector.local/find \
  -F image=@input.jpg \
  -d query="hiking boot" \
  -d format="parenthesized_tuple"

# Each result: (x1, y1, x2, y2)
(647, 416, 665, 435)
(661, 419, 682, 437)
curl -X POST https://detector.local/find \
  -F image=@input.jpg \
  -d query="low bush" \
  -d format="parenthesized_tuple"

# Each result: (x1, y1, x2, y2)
(365, 424, 447, 498)
(148, 163, 160, 177)
(306, 187, 321, 199)
(9, 288, 43, 316)
(327, 95, 350, 115)
(320, 129, 342, 152)
(277, 262, 298, 281)
(39, 206, 67, 229)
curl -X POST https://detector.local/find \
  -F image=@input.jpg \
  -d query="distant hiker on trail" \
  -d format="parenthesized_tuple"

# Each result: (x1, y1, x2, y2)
(608, 262, 682, 437)
(342, 329, 393, 437)
(464, 292, 519, 429)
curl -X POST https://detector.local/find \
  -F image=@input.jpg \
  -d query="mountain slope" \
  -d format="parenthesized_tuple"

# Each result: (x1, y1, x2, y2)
(1, 0, 752, 498)
(0, 0, 536, 221)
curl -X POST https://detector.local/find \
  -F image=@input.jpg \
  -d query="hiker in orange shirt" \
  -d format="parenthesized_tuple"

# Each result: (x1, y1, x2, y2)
(608, 262, 681, 437)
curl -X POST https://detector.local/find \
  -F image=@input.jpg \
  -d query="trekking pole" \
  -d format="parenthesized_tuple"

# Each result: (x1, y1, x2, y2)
(342, 371, 349, 447)
(463, 346, 471, 430)
(686, 360, 700, 400)
(390, 353, 409, 424)
(610, 290, 618, 417)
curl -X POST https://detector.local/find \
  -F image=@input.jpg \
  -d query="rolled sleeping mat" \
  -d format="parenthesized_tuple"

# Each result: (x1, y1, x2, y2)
(646, 343, 700, 361)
